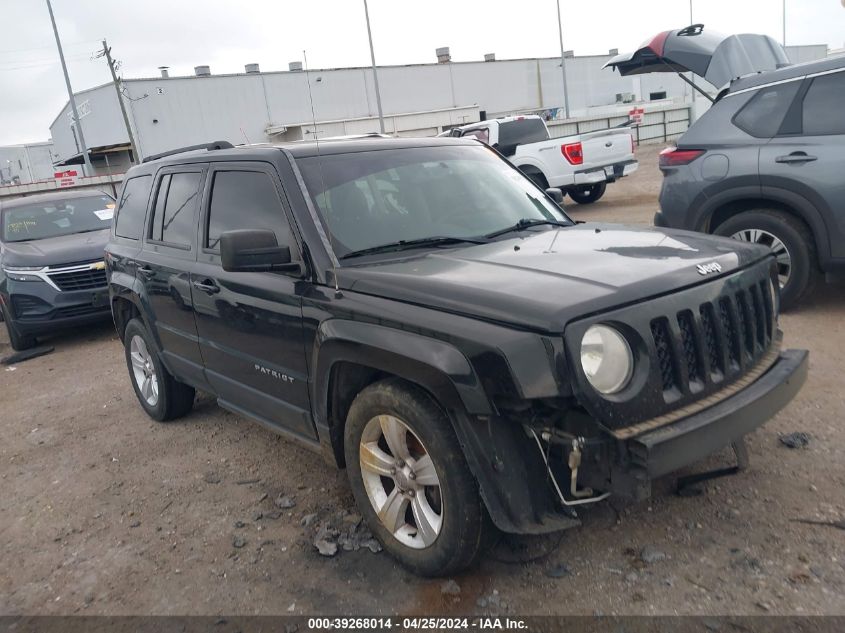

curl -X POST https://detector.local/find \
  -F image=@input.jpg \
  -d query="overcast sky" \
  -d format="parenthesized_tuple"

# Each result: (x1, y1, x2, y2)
(1, 0, 843, 145)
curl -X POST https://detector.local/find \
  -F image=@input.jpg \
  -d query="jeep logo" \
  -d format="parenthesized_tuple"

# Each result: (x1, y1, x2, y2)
(697, 262, 722, 276)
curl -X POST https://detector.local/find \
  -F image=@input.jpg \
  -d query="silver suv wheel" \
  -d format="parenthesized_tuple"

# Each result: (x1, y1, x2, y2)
(730, 228, 791, 288)
(359, 414, 443, 549)
(129, 334, 159, 406)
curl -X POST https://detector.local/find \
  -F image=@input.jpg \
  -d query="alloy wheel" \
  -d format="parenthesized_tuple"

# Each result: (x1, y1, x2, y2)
(130, 335, 159, 406)
(730, 228, 792, 288)
(358, 414, 443, 549)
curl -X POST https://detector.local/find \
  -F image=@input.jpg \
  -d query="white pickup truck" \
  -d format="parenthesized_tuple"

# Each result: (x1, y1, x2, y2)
(441, 115, 638, 204)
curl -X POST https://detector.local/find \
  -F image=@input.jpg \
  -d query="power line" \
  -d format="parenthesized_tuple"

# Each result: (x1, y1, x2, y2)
(0, 39, 101, 56)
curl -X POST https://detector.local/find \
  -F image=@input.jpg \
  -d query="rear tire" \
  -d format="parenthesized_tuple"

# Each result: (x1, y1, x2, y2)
(344, 378, 492, 576)
(567, 182, 607, 204)
(714, 209, 819, 310)
(123, 318, 195, 422)
(1, 304, 36, 351)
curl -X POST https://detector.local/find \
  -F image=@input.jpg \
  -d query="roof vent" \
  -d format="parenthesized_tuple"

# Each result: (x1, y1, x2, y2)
(194, 65, 211, 77)
(158, 66, 170, 78)
(245, 63, 260, 74)
(563, 50, 574, 59)
(484, 53, 495, 62)
(436, 47, 451, 63)
(289, 61, 303, 72)
(608, 48, 619, 56)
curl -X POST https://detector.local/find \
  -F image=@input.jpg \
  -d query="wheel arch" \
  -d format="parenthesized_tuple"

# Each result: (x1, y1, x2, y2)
(110, 293, 143, 341)
(703, 193, 829, 265)
(313, 320, 492, 468)
(515, 162, 549, 187)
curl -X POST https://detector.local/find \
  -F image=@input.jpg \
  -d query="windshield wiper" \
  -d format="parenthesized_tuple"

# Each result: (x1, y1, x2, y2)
(340, 236, 488, 260)
(485, 218, 570, 239)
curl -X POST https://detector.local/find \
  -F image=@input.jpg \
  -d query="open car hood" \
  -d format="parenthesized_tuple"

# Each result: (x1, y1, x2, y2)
(604, 24, 789, 89)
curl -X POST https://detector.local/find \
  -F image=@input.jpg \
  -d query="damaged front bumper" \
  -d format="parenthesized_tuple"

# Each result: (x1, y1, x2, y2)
(566, 347, 809, 503)
(618, 348, 808, 494)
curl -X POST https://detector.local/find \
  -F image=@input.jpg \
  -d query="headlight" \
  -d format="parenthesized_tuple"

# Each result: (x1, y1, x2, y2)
(769, 277, 779, 320)
(2, 265, 43, 282)
(580, 324, 634, 395)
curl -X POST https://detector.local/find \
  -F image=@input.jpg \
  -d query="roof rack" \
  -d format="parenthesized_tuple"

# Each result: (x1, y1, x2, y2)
(142, 140, 234, 164)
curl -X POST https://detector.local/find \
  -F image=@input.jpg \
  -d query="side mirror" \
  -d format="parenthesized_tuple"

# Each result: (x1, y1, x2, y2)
(220, 229, 301, 274)
(545, 187, 564, 206)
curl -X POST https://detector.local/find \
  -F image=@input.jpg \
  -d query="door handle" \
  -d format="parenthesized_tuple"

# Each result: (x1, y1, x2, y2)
(775, 152, 817, 164)
(137, 266, 155, 278)
(192, 279, 220, 294)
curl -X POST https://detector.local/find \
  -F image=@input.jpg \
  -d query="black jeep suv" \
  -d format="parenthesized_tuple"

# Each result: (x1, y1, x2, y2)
(105, 137, 807, 576)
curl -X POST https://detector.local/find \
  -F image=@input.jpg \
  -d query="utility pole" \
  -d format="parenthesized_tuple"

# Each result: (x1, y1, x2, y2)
(363, 0, 386, 133)
(99, 39, 139, 163)
(555, 0, 571, 119)
(782, 0, 786, 46)
(46, 0, 93, 176)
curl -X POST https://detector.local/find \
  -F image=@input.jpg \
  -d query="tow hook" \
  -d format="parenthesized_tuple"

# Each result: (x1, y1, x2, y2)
(566, 437, 595, 499)
(530, 428, 610, 507)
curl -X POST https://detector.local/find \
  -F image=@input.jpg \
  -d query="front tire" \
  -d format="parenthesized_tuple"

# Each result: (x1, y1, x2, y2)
(344, 378, 490, 576)
(123, 318, 195, 421)
(567, 182, 607, 204)
(1, 304, 36, 351)
(714, 209, 819, 310)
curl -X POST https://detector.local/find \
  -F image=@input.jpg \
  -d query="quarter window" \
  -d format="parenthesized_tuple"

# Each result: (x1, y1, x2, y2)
(149, 172, 202, 247)
(114, 175, 152, 240)
(206, 171, 291, 251)
(801, 72, 845, 136)
(732, 80, 801, 138)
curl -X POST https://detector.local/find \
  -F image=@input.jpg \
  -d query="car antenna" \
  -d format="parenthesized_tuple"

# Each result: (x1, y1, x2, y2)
(304, 49, 342, 298)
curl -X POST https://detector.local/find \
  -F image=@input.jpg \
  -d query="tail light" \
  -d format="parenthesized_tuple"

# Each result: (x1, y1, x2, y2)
(562, 142, 583, 165)
(659, 147, 705, 167)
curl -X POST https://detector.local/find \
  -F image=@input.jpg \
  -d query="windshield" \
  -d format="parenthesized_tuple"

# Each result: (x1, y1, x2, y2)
(297, 145, 570, 259)
(1, 194, 115, 243)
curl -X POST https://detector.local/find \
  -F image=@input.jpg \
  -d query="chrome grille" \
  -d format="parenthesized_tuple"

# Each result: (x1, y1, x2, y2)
(46, 262, 107, 291)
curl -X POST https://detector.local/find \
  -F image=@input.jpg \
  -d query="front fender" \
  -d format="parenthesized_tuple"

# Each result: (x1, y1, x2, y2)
(312, 320, 492, 427)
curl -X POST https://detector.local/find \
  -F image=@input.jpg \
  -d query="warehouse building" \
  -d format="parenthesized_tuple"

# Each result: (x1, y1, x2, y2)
(39, 44, 829, 175)
(0, 142, 58, 184)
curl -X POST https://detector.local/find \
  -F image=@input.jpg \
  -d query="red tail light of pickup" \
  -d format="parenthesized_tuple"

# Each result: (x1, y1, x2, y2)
(562, 142, 583, 165)
(659, 147, 705, 167)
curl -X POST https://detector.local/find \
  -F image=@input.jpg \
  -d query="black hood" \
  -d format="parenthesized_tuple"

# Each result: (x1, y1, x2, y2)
(1, 228, 110, 267)
(604, 24, 789, 90)
(338, 224, 771, 332)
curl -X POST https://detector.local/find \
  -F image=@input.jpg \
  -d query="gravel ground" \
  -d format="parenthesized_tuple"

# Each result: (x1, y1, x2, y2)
(1, 144, 843, 616)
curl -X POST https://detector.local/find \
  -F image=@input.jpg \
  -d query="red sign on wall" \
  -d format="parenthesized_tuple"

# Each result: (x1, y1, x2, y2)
(54, 170, 79, 188)
(628, 107, 645, 126)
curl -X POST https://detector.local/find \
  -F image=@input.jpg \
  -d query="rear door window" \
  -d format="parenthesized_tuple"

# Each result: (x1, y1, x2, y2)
(732, 80, 801, 138)
(149, 172, 202, 248)
(205, 170, 292, 251)
(497, 118, 548, 151)
(114, 175, 152, 240)
(801, 71, 845, 136)
(462, 128, 490, 144)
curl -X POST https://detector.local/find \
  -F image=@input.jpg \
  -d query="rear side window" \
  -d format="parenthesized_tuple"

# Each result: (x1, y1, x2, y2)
(732, 80, 801, 138)
(114, 175, 151, 240)
(149, 172, 202, 247)
(801, 72, 845, 136)
(206, 171, 291, 251)
(497, 119, 548, 151)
